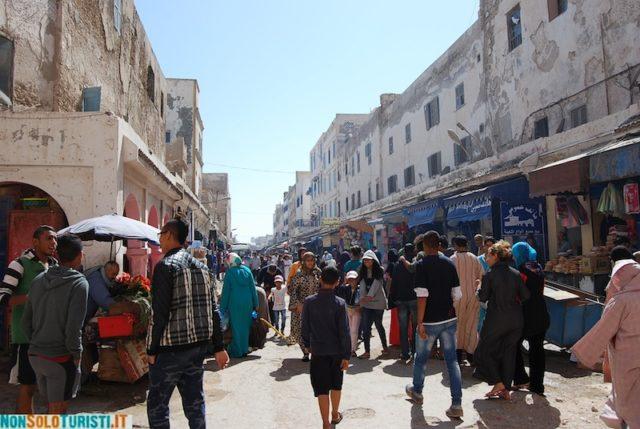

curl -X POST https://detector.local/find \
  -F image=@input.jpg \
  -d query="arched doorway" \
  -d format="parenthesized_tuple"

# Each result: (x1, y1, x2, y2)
(148, 206, 162, 275)
(123, 194, 149, 277)
(0, 182, 68, 348)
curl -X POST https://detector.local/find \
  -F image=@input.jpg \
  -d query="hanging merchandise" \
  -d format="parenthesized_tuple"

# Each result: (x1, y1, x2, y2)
(567, 196, 590, 226)
(623, 183, 640, 214)
(597, 183, 625, 218)
(557, 196, 589, 228)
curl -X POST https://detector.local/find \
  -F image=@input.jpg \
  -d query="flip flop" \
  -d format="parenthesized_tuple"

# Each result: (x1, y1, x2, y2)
(331, 412, 343, 425)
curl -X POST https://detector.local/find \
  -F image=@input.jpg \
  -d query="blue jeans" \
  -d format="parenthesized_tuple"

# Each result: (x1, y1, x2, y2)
(396, 300, 417, 359)
(147, 344, 207, 429)
(273, 309, 287, 332)
(412, 320, 462, 406)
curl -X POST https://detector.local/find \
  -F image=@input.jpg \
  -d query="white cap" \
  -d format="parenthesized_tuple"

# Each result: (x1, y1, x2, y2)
(345, 270, 358, 280)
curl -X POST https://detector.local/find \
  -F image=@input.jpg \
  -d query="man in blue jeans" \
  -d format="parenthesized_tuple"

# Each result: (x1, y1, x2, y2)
(389, 243, 417, 363)
(405, 231, 463, 419)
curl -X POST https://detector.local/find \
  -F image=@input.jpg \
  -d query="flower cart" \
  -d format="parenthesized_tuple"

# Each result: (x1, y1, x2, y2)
(96, 273, 152, 383)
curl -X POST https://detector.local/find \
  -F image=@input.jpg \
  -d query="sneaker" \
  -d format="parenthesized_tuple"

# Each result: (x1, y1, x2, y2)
(405, 384, 423, 405)
(301, 354, 310, 362)
(445, 405, 463, 418)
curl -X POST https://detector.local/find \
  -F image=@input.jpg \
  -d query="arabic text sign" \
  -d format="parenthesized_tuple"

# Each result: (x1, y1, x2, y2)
(501, 202, 544, 235)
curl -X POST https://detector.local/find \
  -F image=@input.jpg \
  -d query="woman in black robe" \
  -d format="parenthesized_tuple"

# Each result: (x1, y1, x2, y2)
(473, 241, 530, 400)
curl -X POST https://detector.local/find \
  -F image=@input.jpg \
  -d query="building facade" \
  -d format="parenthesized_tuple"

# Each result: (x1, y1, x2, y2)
(201, 173, 232, 243)
(272, 0, 640, 264)
(0, 0, 220, 276)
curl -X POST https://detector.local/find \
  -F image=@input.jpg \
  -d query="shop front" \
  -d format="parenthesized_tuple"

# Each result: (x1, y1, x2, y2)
(338, 220, 374, 252)
(443, 176, 544, 256)
(375, 210, 407, 258)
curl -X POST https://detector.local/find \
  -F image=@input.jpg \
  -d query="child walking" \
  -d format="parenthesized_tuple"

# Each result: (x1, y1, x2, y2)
(335, 270, 361, 357)
(302, 267, 351, 429)
(272, 275, 287, 333)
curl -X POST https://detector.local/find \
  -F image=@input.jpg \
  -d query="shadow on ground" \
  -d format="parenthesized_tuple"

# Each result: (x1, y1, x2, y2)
(410, 403, 467, 428)
(473, 392, 561, 428)
(269, 357, 309, 381)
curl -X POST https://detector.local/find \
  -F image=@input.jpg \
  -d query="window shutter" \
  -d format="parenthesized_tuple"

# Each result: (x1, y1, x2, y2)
(82, 87, 101, 112)
(434, 97, 440, 125)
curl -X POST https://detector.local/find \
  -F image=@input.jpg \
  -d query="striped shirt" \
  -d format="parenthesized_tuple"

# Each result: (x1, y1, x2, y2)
(1, 249, 56, 298)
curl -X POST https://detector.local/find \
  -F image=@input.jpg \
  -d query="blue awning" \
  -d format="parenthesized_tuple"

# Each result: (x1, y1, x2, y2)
(404, 200, 441, 228)
(444, 176, 530, 223)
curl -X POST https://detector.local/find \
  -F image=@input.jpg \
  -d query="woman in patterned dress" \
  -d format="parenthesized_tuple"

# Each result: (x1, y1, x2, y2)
(288, 252, 321, 361)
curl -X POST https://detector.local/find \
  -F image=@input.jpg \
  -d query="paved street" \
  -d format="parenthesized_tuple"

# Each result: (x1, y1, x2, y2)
(0, 313, 609, 428)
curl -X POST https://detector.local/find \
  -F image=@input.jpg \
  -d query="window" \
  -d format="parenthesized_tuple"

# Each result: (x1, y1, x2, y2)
(365, 143, 372, 165)
(114, 0, 122, 34)
(328, 149, 331, 164)
(424, 97, 440, 130)
(337, 201, 341, 217)
(548, 0, 568, 21)
(351, 194, 355, 210)
(357, 191, 361, 208)
(165, 131, 171, 144)
(404, 165, 415, 188)
(82, 87, 101, 112)
(376, 183, 381, 200)
(368, 183, 372, 203)
(357, 152, 361, 173)
(147, 66, 155, 102)
(351, 157, 355, 176)
(508, 5, 522, 51)
(0, 36, 14, 101)
(571, 105, 588, 128)
(405, 123, 412, 143)
(387, 175, 398, 194)
(428, 152, 442, 178)
(388, 137, 394, 155)
(346, 197, 349, 212)
(345, 162, 348, 176)
(454, 137, 471, 165)
(455, 83, 465, 110)
(534, 117, 549, 139)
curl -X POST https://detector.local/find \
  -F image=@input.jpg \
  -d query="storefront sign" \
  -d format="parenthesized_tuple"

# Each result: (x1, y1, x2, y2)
(321, 218, 340, 227)
(500, 202, 544, 235)
(446, 198, 492, 223)
(623, 183, 640, 214)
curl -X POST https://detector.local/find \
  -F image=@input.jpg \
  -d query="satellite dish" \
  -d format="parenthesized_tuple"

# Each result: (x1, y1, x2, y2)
(447, 129, 462, 145)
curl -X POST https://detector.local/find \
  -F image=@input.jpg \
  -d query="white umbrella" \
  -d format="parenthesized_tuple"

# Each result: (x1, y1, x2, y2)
(58, 214, 161, 258)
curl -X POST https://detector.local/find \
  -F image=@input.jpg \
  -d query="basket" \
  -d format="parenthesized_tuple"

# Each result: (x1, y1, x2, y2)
(98, 313, 135, 338)
(21, 198, 49, 209)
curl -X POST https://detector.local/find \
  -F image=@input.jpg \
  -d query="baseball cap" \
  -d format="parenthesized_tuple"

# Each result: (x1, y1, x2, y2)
(345, 271, 358, 280)
(274, 275, 284, 283)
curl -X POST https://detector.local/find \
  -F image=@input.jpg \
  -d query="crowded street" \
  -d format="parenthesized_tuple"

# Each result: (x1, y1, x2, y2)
(0, 310, 613, 428)
(1, 0, 640, 428)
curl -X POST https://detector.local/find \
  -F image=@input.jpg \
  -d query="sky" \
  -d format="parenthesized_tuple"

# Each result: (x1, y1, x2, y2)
(136, 0, 479, 243)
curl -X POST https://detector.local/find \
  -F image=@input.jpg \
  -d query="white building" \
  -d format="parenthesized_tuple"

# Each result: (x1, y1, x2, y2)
(0, 0, 217, 275)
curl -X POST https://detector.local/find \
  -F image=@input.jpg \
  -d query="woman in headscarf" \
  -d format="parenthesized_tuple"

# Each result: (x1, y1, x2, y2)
(219, 253, 259, 358)
(473, 241, 530, 400)
(512, 242, 549, 396)
(288, 251, 321, 361)
(358, 250, 388, 359)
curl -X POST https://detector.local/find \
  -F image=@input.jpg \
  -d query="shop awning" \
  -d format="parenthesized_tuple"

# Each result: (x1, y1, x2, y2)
(381, 209, 406, 223)
(343, 220, 374, 233)
(444, 176, 530, 223)
(529, 154, 590, 197)
(589, 136, 640, 183)
(404, 200, 441, 228)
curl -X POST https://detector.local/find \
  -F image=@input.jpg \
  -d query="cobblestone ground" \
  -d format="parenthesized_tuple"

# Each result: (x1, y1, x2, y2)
(0, 314, 610, 428)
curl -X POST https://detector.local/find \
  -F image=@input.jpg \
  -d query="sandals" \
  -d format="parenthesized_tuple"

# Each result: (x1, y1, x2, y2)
(485, 388, 511, 400)
(331, 412, 343, 425)
(512, 383, 529, 391)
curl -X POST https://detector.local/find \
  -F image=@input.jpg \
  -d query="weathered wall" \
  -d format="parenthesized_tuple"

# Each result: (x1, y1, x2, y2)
(1, 0, 168, 159)
(202, 172, 231, 238)
(481, 0, 640, 149)
(166, 78, 203, 196)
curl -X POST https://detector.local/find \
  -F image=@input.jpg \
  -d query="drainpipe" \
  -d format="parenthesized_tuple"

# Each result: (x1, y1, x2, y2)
(600, 14, 611, 116)
(52, 0, 63, 112)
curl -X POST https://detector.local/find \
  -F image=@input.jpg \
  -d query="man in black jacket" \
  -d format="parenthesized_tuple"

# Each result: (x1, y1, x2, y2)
(147, 218, 229, 429)
(389, 243, 417, 363)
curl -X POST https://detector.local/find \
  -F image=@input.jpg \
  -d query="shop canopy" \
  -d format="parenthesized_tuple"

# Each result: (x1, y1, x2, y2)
(444, 176, 530, 223)
(529, 153, 590, 197)
(404, 200, 442, 228)
(589, 136, 640, 183)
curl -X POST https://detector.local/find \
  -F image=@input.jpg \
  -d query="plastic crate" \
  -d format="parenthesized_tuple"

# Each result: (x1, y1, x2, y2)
(98, 314, 135, 338)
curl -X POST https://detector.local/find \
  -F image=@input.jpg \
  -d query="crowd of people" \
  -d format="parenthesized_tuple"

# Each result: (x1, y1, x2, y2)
(2, 220, 638, 428)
